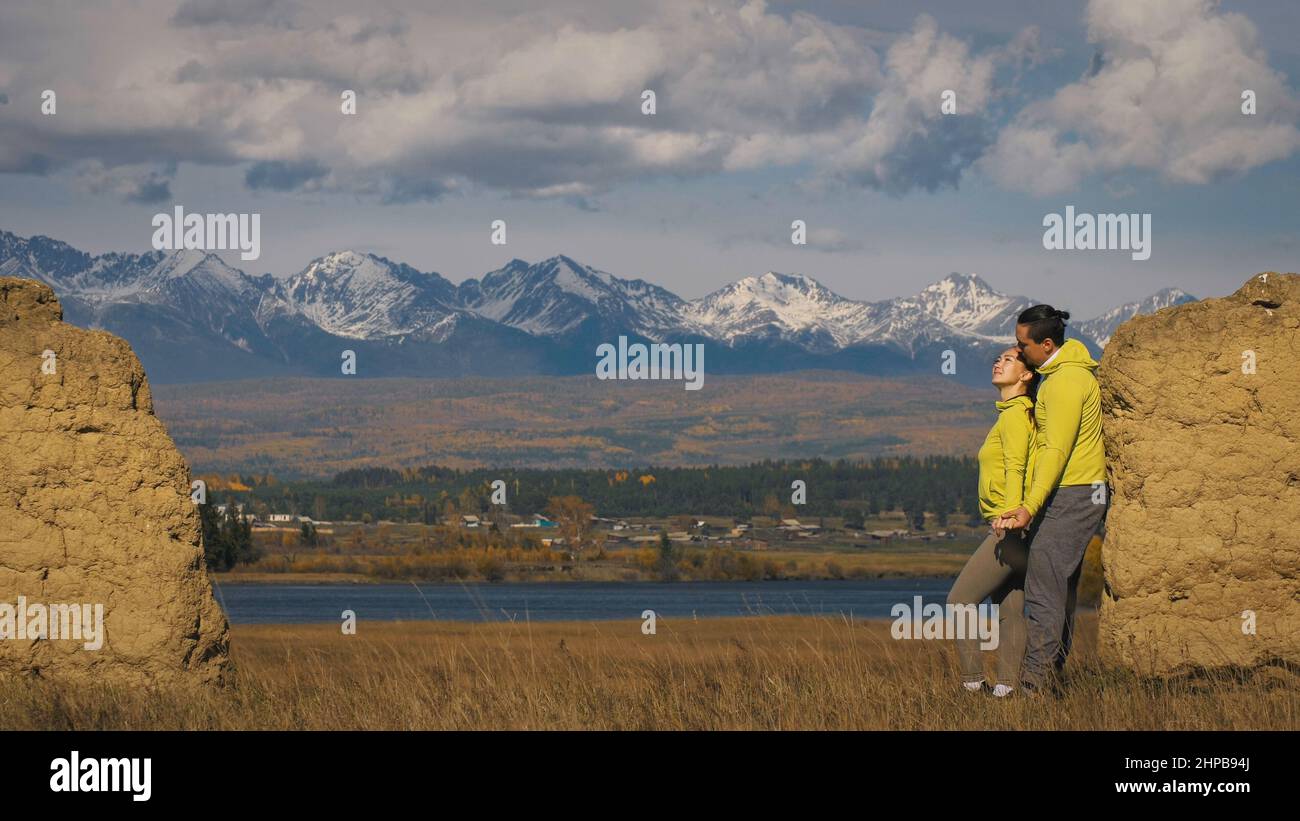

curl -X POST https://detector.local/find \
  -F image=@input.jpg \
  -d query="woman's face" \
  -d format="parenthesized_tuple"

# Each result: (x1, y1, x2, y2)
(992, 347, 1030, 388)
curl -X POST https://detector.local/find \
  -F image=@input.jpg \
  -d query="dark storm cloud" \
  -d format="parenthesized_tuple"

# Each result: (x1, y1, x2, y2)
(71, 160, 177, 204)
(124, 177, 173, 204)
(171, 0, 298, 28)
(245, 159, 329, 191)
(858, 115, 993, 196)
(1085, 50, 1104, 78)
(377, 175, 457, 205)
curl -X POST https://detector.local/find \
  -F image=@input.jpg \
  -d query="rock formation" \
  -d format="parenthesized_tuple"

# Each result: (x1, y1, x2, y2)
(0, 277, 229, 686)
(1098, 271, 1300, 675)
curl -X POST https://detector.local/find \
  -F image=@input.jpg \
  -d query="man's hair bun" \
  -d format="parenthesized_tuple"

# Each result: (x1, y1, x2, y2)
(1016, 304, 1070, 345)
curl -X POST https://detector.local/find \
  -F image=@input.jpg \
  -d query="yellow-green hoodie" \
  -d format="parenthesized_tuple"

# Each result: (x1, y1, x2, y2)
(978, 394, 1036, 521)
(1022, 338, 1105, 515)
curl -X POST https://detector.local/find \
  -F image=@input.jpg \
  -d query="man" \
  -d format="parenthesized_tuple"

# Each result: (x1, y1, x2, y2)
(997, 304, 1107, 695)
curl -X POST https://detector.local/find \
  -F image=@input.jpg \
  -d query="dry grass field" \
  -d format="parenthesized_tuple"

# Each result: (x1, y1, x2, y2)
(152, 372, 990, 476)
(3, 613, 1295, 730)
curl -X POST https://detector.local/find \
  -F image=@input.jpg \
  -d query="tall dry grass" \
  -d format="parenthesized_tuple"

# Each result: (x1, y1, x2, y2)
(1, 613, 1295, 730)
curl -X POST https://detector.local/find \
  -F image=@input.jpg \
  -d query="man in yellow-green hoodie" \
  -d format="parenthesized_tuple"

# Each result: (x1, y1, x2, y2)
(997, 305, 1107, 695)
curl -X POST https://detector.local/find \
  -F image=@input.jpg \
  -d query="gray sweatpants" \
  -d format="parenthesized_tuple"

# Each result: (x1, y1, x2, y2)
(1020, 484, 1108, 688)
(947, 530, 1028, 685)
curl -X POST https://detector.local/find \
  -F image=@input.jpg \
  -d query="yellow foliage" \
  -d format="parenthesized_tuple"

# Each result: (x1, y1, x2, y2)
(1078, 535, 1104, 607)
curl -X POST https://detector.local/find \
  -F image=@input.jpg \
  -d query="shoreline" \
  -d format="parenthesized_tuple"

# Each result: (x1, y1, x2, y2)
(209, 568, 964, 585)
(223, 608, 1098, 629)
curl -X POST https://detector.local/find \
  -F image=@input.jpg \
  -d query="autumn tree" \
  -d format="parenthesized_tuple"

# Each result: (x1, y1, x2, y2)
(546, 495, 596, 554)
(457, 485, 484, 516)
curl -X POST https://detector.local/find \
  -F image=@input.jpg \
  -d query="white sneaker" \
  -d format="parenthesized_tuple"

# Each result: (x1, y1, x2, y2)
(991, 684, 1014, 698)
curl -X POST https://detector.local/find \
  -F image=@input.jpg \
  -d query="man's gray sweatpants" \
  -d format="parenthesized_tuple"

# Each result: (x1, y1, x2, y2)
(1020, 484, 1108, 688)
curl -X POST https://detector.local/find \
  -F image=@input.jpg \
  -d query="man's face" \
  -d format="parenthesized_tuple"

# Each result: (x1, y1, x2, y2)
(1015, 323, 1052, 368)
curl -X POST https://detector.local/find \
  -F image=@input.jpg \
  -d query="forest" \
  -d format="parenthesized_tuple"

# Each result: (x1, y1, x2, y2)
(206, 456, 981, 527)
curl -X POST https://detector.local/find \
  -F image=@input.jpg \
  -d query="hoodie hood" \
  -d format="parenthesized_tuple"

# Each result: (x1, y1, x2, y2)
(1036, 338, 1098, 376)
(995, 394, 1033, 412)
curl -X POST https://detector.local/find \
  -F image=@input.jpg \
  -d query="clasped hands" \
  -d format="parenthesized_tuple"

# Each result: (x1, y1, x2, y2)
(991, 506, 1032, 539)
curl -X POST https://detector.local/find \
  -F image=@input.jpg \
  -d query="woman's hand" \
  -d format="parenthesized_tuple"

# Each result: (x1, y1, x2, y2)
(991, 522, 1006, 540)
(999, 506, 1033, 531)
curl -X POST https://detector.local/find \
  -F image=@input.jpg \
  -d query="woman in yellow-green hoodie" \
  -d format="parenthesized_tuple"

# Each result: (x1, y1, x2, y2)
(946, 346, 1038, 698)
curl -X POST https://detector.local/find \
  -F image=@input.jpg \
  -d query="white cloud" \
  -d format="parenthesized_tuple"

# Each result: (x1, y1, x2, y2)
(0, 0, 1019, 202)
(460, 25, 667, 111)
(3, 0, 1287, 205)
(982, 0, 1300, 194)
(70, 160, 175, 203)
(821, 14, 1004, 193)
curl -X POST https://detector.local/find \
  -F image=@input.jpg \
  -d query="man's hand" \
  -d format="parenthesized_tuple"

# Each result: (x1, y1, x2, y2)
(991, 522, 1006, 540)
(998, 507, 1032, 531)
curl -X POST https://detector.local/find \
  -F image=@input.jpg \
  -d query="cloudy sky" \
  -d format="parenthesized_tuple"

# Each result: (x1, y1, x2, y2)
(1, 0, 1297, 315)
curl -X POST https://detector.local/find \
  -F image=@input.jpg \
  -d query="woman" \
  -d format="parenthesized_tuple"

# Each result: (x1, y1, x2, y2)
(947, 346, 1039, 698)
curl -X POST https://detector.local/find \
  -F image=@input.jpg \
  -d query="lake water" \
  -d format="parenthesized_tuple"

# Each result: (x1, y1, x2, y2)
(212, 578, 954, 624)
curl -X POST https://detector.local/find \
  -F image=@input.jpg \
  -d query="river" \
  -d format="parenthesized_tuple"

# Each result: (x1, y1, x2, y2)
(212, 578, 954, 624)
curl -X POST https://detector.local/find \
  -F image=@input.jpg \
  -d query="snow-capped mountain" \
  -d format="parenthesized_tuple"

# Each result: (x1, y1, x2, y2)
(1, 231, 254, 304)
(266, 250, 463, 341)
(683, 271, 883, 352)
(0, 229, 1196, 384)
(2, 233, 278, 377)
(682, 271, 1037, 354)
(909, 273, 1036, 340)
(458, 255, 689, 341)
(0, 231, 94, 285)
(1074, 287, 1197, 347)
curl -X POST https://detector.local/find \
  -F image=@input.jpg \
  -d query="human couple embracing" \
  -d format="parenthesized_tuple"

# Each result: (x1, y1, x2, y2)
(947, 305, 1108, 698)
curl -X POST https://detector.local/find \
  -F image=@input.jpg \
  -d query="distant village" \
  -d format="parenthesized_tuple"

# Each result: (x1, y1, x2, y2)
(215, 502, 963, 550)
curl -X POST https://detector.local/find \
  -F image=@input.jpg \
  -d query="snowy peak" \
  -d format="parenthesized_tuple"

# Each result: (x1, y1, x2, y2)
(460, 254, 685, 338)
(915, 272, 1003, 322)
(908, 272, 1033, 339)
(684, 270, 1033, 354)
(684, 270, 877, 350)
(0, 229, 250, 303)
(1074, 287, 1196, 346)
(293, 250, 411, 290)
(546, 254, 616, 293)
(724, 271, 842, 304)
(0, 231, 92, 285)
(153, 248, 210, 279)
(139, 249, 250, 295)
(279, 250, 460, 340)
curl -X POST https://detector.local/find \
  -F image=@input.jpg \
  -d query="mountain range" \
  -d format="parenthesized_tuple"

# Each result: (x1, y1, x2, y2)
(0, 229, 1196, 386)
